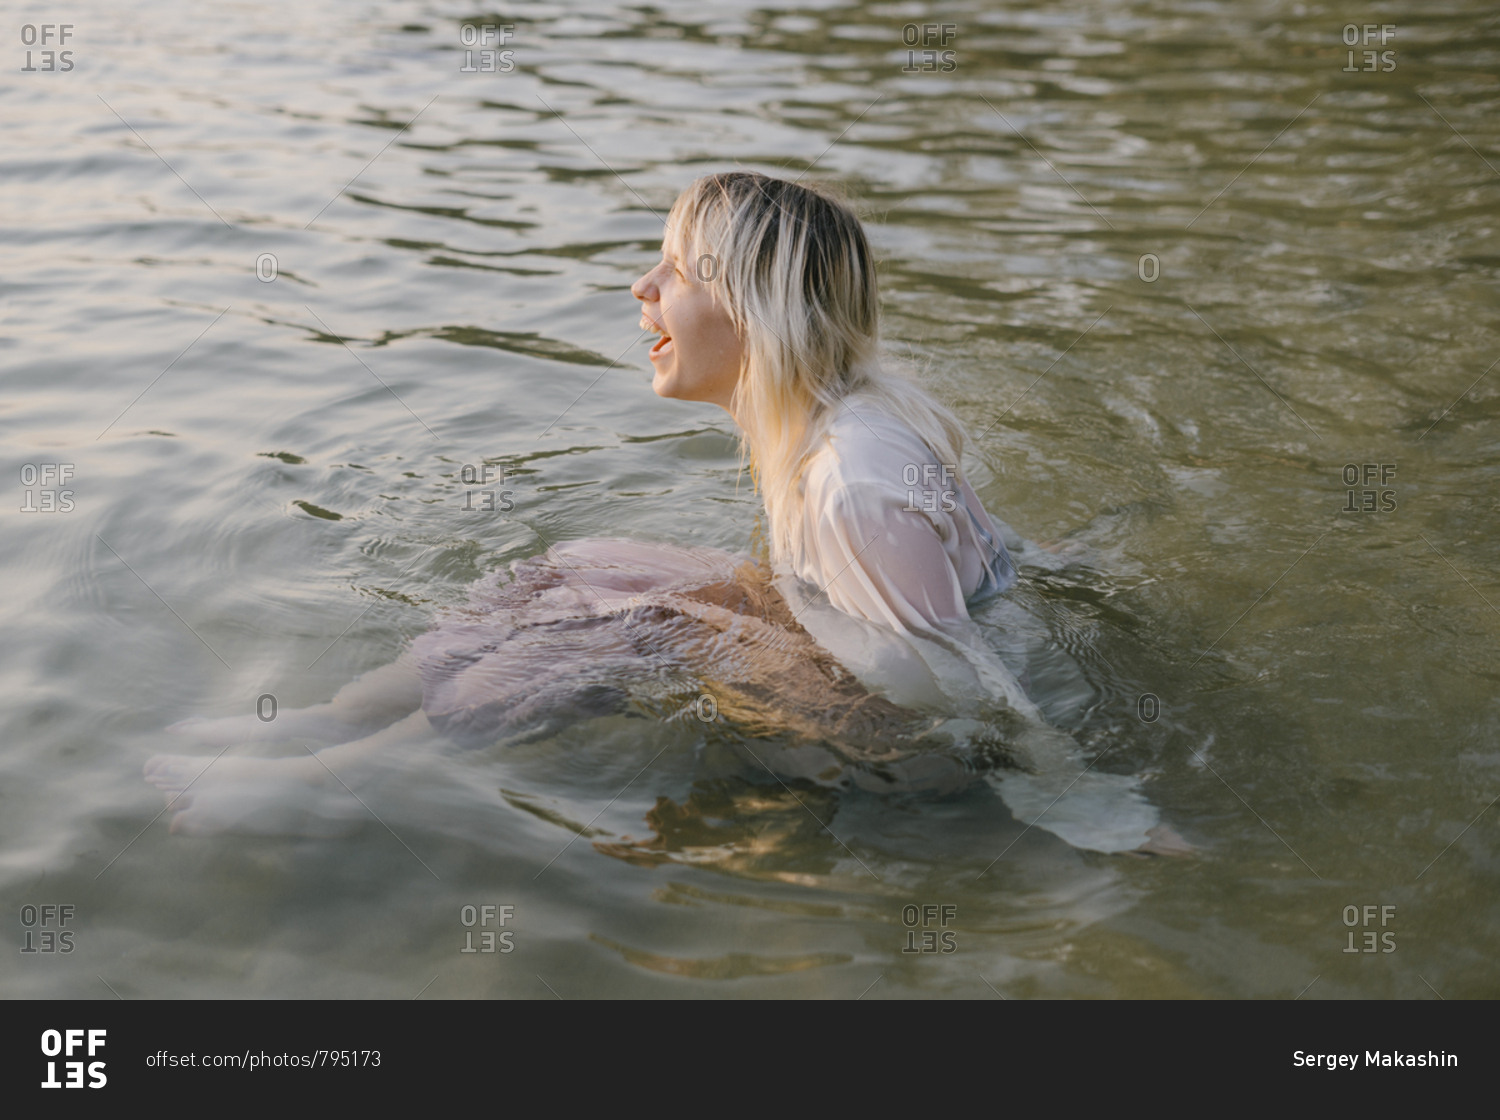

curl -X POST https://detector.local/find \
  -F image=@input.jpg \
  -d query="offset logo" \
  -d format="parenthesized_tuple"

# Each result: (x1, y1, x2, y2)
(40, 1029, 106, 1089)
(19, 24, 75, 72)
(19, 903, 76, 953)
(901, 903, 958, 954)
(458, 903, 515, 954)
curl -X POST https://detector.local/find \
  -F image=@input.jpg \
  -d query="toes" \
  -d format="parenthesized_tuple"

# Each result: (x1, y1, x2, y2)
(164, 789, 196, 812)
(143, 756, 179, 790)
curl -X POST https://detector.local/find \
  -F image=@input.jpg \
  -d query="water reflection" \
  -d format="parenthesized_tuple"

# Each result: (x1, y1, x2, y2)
(2, 0, 1497, 998)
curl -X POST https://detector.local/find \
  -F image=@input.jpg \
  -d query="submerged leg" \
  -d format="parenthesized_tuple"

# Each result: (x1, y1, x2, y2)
(145, 710, 433, 838)
(168, 653, 424, 747)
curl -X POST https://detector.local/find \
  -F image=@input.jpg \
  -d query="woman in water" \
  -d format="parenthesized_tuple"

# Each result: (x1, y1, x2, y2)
(636, 172, 1032, 717)
(149, 171, 1172, 853)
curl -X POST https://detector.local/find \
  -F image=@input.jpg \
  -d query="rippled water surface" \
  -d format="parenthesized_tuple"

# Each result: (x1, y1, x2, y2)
(4, 0, 1499, 998)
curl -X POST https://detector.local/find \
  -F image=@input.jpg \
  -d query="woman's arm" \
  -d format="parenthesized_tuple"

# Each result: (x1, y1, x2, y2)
(816, 483, 972, 633)
(807, 481, 1043, 721)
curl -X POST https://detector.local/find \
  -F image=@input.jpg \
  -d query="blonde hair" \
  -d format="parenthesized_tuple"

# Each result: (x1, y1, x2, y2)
(665, 171, 969, 564)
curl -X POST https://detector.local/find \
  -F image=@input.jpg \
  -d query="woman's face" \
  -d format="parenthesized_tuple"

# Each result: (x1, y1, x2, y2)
(631, 235, 742, 413)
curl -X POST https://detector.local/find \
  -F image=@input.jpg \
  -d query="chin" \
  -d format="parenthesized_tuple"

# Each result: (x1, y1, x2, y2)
(651, 368, 686, 400)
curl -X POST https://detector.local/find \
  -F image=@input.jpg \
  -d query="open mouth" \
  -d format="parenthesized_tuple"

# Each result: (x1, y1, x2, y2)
(644, 316, 673, 361)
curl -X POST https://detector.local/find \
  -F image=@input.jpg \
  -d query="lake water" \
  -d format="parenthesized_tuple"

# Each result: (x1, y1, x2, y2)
(4, 0, 1498, 998)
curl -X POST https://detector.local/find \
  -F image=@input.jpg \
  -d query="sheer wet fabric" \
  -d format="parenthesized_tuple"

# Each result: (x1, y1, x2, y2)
(409, 396, 1160, 852)
(781, 393, 1159, 852)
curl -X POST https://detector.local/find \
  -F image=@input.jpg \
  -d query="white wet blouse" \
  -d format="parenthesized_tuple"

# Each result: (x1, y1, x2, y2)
(777, 392, 1036, 719)
(777, 391, 1162, 853)
(791, 396, 1016, 635)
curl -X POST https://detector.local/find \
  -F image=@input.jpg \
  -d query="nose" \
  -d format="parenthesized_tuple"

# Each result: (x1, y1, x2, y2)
(630, 266, 656, 303)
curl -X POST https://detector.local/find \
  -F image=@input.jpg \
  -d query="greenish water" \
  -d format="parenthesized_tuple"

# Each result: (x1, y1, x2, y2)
(3, 0, 1498, 998)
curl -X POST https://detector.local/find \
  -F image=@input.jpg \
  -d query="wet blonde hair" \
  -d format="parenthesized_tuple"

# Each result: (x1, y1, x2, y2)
(665, 170, 968, 564)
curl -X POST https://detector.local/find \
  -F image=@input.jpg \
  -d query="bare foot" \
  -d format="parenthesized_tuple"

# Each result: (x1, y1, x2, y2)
(144, 752, 363, 838)
(166, 713, 288, 748)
